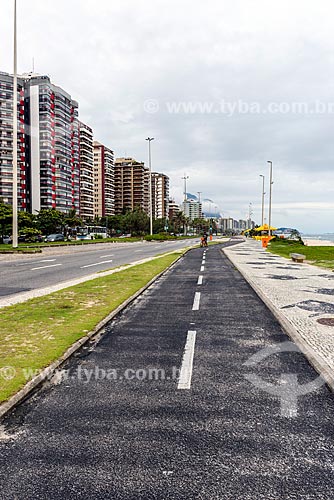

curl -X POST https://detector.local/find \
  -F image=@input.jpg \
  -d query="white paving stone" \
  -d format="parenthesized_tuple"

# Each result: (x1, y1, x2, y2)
(224, 239, 334, 386)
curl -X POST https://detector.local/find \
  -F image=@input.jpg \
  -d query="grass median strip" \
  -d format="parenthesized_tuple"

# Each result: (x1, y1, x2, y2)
(267, 240, 334, 269)
(0, 252, 180, 404)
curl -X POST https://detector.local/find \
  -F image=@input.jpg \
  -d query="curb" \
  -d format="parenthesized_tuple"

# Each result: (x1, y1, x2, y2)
(0, 249, 190, 420)
(222, 245, 334, 391)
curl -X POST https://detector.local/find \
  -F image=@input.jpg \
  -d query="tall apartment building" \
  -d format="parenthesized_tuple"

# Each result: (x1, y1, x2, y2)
(114, 157, 149, 215)
(182, 199, 202, 221)
(0, 72, 26, 209)
(0, 71, 80, 213)
(93, 141, 115, 218)
(168, 199, 180, 220)
(151, 172, 169, 219)
(79, 122, 94, 220)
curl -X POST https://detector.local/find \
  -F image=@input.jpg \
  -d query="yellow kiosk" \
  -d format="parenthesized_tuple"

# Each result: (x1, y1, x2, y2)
(254, 224, 277, 248)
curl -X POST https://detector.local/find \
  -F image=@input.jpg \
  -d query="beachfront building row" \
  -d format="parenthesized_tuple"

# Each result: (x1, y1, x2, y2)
(0, 71, 80, 213)
(114, 158, 169, 219)
(0, 71, 169, 221)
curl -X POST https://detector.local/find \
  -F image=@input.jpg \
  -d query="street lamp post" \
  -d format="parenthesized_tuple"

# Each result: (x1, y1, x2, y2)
(145, 137, 154, 236)
(259, 174, 265, 227)
(12, 0, 18, 248)
(267, 161, 273, 237)
(182, 174, 189, 236)
(182, 173, 189, 202)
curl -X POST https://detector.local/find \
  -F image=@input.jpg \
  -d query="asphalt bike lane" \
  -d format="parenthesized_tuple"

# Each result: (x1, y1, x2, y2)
(1, 243, 334, 499)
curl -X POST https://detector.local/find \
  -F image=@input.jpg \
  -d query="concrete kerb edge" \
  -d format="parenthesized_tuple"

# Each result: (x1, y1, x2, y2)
(222, 245, 334, 391)
(0, 248, 192, 420)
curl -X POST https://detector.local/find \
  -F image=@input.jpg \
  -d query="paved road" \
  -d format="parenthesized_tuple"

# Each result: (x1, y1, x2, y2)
(1, 243, 334, 499)
(0, 239, 196, 298)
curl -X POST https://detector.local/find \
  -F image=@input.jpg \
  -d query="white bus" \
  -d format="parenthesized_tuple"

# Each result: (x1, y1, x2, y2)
(76, 226, 108, 240)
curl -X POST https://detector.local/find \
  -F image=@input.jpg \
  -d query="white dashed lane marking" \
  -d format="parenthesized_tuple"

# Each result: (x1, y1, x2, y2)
(31, 263, 62, 271)
(192, 292, 201, 311)
(197, 275, 203, 285)
(178, 330, 197, 390)
(80, 260, 113, 269)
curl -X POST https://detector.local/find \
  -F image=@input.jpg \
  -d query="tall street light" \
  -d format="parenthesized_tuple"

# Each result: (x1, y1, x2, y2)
(181, 174, 189, 235)
(12, 0, 18, 248)
(267, 161, 273, 237)
(259, 174, 265, 227)
(145, 137, 154, 235)
(182, 173, 189, 202)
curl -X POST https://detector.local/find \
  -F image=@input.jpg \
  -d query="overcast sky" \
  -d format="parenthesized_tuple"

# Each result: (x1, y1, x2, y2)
(1, 0, 334, 232)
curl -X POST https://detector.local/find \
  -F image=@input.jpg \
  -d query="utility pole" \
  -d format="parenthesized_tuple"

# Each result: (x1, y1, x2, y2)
(267, 161, 273, 237)
(12, 0, 18, 249)
(145, 137, 154, 235)
(197, 191, 202, 219)
(260, 174, 265, 226)
(181, 174, 189, 236)
(182, 174, 189, 202)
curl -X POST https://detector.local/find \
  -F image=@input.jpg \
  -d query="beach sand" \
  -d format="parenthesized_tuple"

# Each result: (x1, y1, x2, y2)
(304, 239, 334, 246)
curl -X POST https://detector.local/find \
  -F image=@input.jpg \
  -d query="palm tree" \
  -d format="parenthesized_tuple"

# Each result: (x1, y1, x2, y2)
(174, 211, 186, 234)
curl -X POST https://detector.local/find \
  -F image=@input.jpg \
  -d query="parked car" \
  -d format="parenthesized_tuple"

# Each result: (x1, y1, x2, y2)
(45, 233, 65, 242)
(2, 236, 12, 244)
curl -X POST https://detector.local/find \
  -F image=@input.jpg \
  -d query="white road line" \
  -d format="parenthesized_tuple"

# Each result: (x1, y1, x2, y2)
(100, 254, 114, 258)
(134, 250, 143, 253)
(201, 260, 205, 265)
(31, 263, 62, 271)
(192, 291, 201, 311)
(197, 275, 203, 285)
(200, 265, 205, 272)
(178, 331, 197, 390)
(80, 260, 113, 269)
(38, 259, 56, 263)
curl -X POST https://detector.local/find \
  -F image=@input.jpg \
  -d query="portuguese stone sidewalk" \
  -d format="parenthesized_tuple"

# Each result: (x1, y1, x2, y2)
(223, 239, 334, 387)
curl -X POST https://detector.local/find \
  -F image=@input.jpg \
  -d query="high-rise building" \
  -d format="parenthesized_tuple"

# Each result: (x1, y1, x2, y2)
(0, 72, 26, 209)
(79, 122, 94, 221)
(93, 141, 115, 218)
(168, 199, 180, 220)
(24, 73, 80, 213)
(114, 157, 149, 214)
(182, 199, 202, 221)
(0, 72, 80, 214)
(151, 172, 169, 219)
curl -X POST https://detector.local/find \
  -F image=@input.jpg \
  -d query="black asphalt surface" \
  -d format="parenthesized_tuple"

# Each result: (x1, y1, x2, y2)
(1, 243, 334, 499)
(0, 239, 194, 298)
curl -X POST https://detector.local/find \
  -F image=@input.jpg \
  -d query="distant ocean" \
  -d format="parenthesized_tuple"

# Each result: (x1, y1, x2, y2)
(302, 234, 334, 242)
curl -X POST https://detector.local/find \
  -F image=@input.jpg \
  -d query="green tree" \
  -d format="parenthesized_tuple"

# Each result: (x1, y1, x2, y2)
(107, 215, 126, 235)
(192, 217, 208, 234)
(124, 208, 149, 235)
(153, 218, 167, 234)
(36, 209, 65, 235)
(64, 209, 83, 229)
(173, 211, 186, 234)
(18, 211, 36, 231)
(0, 202, 12, 243)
